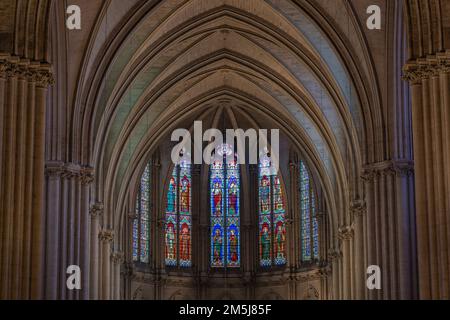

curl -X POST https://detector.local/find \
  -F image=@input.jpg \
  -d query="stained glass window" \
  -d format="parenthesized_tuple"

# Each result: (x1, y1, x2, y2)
(164, 155, 192, 267)
(133, 163, 151, 263)
(299, 160, 319, 262)
(210, 144, 240, 268)
(258, 155, 286, 267)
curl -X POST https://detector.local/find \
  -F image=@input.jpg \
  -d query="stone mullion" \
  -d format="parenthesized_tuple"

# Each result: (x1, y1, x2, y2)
(151, 158, 161, 274)
(248, 165, 258, 275)
(191, 164, 201, 298)
(288, 161, 298, 269)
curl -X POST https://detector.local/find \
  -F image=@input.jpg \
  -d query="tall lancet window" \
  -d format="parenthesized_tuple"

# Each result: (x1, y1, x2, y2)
(210, 144, 240, 268)
(165, 155, 192, 267)
(299, 160, 319, 262)
(133, 162, 151, 263)
(259, 154, 287, 267)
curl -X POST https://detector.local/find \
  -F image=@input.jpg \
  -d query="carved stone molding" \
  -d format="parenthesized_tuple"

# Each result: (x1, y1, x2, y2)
(45, 161, 66, 178)
(45, 161, 95, 183)
(99, 229, 114, 243)
(90, 203, 104, 219)
(362, 160, 414, 181)
(328, 249, 342, 262)
(80, 166, 95, 185)
(111, 252, 125, 265)
(0, 55, 54, 86)
(350, 199, 366, 218)
(403, 51, 450, 83)
(338, 225, 354, 241)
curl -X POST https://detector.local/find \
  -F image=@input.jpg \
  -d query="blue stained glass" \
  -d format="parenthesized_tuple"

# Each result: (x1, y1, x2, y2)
(211, 159, 225, 267)
(226, 158, 240, 267)
(210, 145, 240, 268)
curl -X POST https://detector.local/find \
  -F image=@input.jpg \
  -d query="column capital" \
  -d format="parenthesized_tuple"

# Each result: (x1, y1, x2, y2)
(350, 199, 366, 218)
(90, 203, 104, 219)
(338, 225, 354, 241)
(80, 166, 95, 185)
(31, 65, 55, 88)
(403, 51, 450, 83)
(111, 252, 125, 265)
(362, 160, 414, 181)
(0, 55, 54, 86)
(99, 229, 114, 243)
(328, 249, 342, 262)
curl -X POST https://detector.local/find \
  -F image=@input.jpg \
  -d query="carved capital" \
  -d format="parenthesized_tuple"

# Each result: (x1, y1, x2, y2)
(0, 56, 54, 86)
(338, 225, 354, 241)
(403, 51, 450, 82)
(362, 160, 414, 181)
(45, 161, 66, 178)
(328, 249, 342, 261)
(111, 252, 124, 265)
(80, 166, 95, 185)
(31, 66, 55, 88)
(350, 199, 366, 218)
(99, 229, 114, 243)
(90, 203, 104, 219)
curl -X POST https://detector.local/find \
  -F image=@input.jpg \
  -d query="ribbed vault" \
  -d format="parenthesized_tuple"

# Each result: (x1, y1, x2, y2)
(69, 1, 384, 253)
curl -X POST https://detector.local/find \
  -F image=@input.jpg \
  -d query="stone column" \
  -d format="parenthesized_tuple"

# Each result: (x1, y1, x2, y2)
(89, 203, 103, 299)
(338, 226, 353, 299)
(403, 53, 450, 299)
(351, 200, 366, 299)
(111, 252, 124, 300)
(99, 229, 114, 299)
(328, 249, 341, 299)
(0, 56, 53, 299)
(362, 160, 415, 299)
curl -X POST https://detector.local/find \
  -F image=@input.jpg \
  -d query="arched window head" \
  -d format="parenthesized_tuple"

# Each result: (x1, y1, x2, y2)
(210, 144, 240, 268)
(259, 153, 287, 267)
(133, 162, 151, 263)
(299, 160, 319, 263)
(165, 151, 192, 267)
